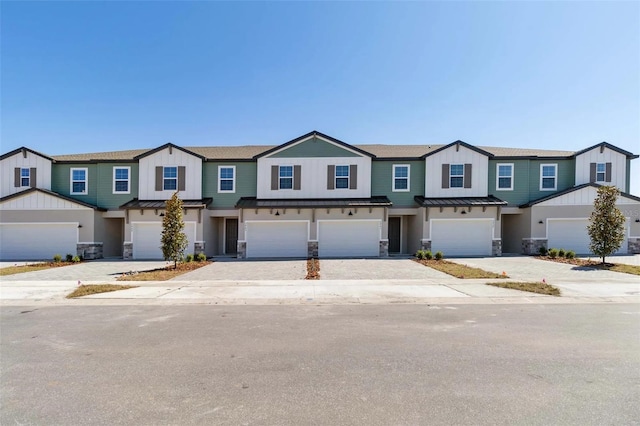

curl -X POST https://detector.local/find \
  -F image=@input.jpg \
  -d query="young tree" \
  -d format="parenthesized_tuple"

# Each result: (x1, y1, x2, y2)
(161, 191, 188, 268)
(587, 186, 626, 264)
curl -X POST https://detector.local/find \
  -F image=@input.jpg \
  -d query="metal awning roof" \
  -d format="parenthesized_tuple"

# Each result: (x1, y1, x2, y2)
(414, 195, 507, 207)
(120, 198, 213, 209)
(236, 196, 392, 209)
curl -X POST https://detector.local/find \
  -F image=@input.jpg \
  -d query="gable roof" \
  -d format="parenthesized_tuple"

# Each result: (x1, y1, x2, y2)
(0, 147, 53, 162)
(0, 188, 107, 211)
(519, 183, 640, 208)
(133, 143, 205, 160)
(572, 142, 639, 159)
(422, 140, 494, 159)
(253, 131, 375, 159)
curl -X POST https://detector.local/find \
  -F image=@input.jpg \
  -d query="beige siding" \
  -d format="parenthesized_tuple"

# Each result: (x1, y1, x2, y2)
(138, 148, 202, 200)
(0, 151, 52, 197)
(425, 145, 489, 197)
(575, 147, 627, 190)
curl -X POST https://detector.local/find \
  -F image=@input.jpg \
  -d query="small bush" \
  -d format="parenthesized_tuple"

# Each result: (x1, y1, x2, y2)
(71, 255, 81, 263)
(415, 250, 426, 260)
(53, 254, 62, 263)
(185, 253, 195, 263)
(65, 254, 74, 262)
(538, 246, 548, 256)
(548, 248, 558, 259)
(196, 253, 207, 262)
(558, 248, 566, 257)
(425, 250, 433, 260)
(434, 251, 444, 260)
(565, 250, 576, 259)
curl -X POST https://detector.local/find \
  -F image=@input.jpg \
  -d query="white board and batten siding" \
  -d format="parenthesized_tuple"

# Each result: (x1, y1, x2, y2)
(256, 157, 372, 199)
(574, 146, 627, 191)
(424, 145, 488, 198)
(534, 186, 639, 207)
(0, 150, 52, 198)
(0, 191, 91, 210)
(138, 147, 202, 200)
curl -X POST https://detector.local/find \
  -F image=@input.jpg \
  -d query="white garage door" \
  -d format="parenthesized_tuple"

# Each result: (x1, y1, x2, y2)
(318, 220, 380, 258)
(0, 223, 77, 260)
(547, 219, 628, 255)
(245, 221, 308, 258)
(431, 219, 493, 256)
(132, 222, 196, 260)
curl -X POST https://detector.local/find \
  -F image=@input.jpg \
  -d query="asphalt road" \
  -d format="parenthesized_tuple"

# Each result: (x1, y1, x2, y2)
(2, 304, 639, 425)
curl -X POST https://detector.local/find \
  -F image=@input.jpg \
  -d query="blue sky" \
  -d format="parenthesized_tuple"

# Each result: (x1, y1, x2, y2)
(2, 1, 639, 193)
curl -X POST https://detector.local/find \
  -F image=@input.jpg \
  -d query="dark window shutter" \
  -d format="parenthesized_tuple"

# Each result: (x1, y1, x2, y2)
(30, 168, 37, 188)
(178, 166, 186, 191)
(605, 163, 612, 182)
(14, 168, 20, 187)
(155, 167, 163, 191)
(271, 165, 278, 190)
(464, 164, 472, 188)
(293, 165, 301, 190)
(349, 165, 357, 189)
(441, 164, 449, 189)
(327, 165, 335, 190)
(589, 163, 596, 182)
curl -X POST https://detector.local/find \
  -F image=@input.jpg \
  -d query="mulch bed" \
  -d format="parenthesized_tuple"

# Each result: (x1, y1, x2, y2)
(306, 258, 320, 280)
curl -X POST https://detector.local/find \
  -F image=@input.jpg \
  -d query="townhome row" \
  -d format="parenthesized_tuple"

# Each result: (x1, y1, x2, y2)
(1, 131, 639, 260)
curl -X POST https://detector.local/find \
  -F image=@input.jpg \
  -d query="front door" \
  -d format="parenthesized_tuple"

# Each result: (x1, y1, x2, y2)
(388, 217, 401, 253)
(225, 218, 238, 255)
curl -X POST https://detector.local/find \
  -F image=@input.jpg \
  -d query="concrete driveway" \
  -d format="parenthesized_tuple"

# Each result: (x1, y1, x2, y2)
(319, 258, 453, 280)
(174, 259, 307, 281)
(0, 260, 170, 282)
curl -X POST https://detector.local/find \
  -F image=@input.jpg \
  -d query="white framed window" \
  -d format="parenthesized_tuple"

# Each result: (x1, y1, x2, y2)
(113, 166, 130, 194)
(496, 163, 513, 190)
(163, 166, 178, 191)
(335, 165, 350, 189)
(20, 168, 30, 187)
(218, 166, 235, 193)
(540, 164, 557, 191)
(450, 164, 464, 188)
(393, 165, 410, 192)
(596, 163, 606, 182)
(279, 166, 293, 189)
(70, 168, 88, 195)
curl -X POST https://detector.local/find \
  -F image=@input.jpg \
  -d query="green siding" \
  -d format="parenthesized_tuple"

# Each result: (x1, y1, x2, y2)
(203, 162, 257, 208)
(51, 163, 98, 206)
(95, 163, 139, 209)
(371, 161, 424, 207)
(489, 159, 575, 206)
(270, 137, 360, 158)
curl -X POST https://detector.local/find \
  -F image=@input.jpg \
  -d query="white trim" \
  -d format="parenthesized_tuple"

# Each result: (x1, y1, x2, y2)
(218, 165, 236, 194)
(595, 162, 606, 183)
(449, 163, 464, 188)
(334, 164, 350, 190)
(19, 167, 31, 188)
(70, 167, 88, 195)
(278, 165, 294, 191)
(163, 165, 178, 191)
(392, 164, 410, 192)
(496, 163, 514, 191)
(112, 166, 131, 194)
(539, 163, 557, 191)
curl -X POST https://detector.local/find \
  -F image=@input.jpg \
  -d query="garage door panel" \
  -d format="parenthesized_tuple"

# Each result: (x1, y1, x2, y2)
(0, 223, 77, 260)
(246, 222, 308, 258)
(318, 221, 380, 258)
(547, 219, 627, 255)
(431, 219, 493, 256)
(132, 222, 196, 260)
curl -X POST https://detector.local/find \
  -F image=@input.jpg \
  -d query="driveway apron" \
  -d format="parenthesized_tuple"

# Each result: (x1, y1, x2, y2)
(319, 258, 453, 280)
(173, 259, 307, 281)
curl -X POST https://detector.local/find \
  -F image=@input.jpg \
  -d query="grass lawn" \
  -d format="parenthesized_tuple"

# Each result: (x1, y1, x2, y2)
(487, 281, 561, 296)
(67, 284, 138, 298)
(413, 259, 507, 279)
(117, 261, 212, 281)
(536, 256, 640, 276)
(0, 262, 75, 276)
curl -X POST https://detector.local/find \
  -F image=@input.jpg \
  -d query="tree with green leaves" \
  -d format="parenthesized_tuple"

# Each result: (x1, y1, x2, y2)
(587, 186, 626, 264)
(161, 191, 188, 268)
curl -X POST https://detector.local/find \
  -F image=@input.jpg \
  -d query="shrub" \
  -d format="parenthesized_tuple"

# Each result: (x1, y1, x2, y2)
(425, 250, 433, 260)
(53, 254, 62, 263)
(71, 255, 81, 263)
(196, 253, 207, 262)
(558, 248, 566, 257)
(548, 248, 558, 259)
(66, 254, 74, 262)
(565, 250, 576, 259)
(538, 246, 548, 256)
(434, 251, 444, 260)
(415, 250, 426, 260)
(185, 253, 195, 262)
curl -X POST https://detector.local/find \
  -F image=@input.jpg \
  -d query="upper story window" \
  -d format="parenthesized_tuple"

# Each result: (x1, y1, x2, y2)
(218, 166, 235, 193)
(596, 163, 606, 182)
(393, 165, 410, 192)
(113, 167, 130, 194)
(540, 164, 557, 191)
(70, 168, 88, 195)
(279, 166, 293, 189)
(163, 166, 178, 191)
(450, 164, 464, 188)
(591, 162, 612, 183)
(335, 165, 350, 189)
(20, 168, 30, 187)
(496, 163, 513, 190)
(14, 167, 35, 188)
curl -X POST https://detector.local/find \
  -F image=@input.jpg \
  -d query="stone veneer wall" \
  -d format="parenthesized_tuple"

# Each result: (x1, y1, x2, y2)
(420, 239, 432, 252)
(379, 240, 389, 257)
(491, 240, 502, 257)
(522, 239, 547, 255)
(237, 241, 247, 259)
(194, 242, 205, 255)
(629, 237, 640, 254)
(308, 241, 318, 258)
(77, 243, 103, 260)
(123, 242, 133, 260)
